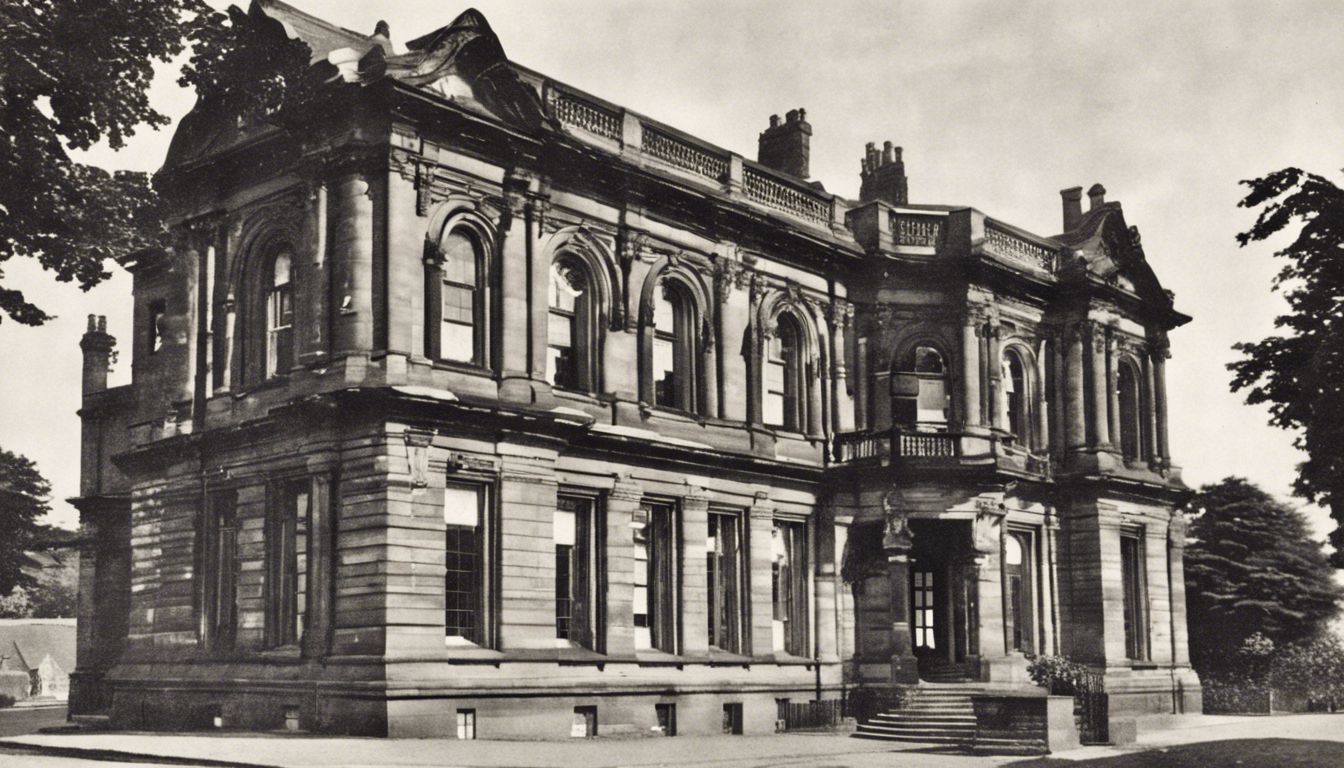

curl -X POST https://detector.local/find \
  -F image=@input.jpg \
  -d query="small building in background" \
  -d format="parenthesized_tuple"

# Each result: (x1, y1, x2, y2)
(0, 619, 76, 703)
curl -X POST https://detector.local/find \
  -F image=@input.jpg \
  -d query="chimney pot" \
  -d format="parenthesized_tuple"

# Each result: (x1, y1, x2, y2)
(859, 140, 909, 205)
(757, 108, 812, 178)
(1061, 186, 1083, 231)
(1088, 183, 1106, 210)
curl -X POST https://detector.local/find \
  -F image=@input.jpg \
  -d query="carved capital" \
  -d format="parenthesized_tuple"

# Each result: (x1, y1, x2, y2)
(1149, 331, 1171, 360)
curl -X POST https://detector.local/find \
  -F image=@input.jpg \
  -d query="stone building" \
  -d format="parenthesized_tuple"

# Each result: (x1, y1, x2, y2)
(70, 0, 1198, 737)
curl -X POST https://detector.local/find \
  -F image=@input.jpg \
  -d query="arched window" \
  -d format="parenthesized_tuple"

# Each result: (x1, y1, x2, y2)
(765, 313, 807, 431)
(652, 278, 699, 411)
(547, 256, 597, 392)
(1118, 361, 1143, 461)
(1004, 349, 1029, 443)
(429, 228, 484, 364)
(265, 249, 294, 379)
(894, 344, 949, 429)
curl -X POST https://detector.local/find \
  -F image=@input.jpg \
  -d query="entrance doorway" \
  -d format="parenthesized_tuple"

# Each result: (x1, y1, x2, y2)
(909, 520, 976, 681)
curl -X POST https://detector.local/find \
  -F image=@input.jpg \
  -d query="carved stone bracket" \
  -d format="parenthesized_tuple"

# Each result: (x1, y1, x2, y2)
(972, 497, 1006, 556)
(403, 428, 436, 488)
(881, 490, 914, 553)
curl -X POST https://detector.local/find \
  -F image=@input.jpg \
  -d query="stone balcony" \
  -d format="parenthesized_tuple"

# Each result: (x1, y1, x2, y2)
(831, 427, 1049, 479)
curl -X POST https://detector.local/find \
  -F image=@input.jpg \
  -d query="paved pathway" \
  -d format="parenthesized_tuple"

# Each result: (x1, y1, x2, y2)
(4, 714, 1344, 767)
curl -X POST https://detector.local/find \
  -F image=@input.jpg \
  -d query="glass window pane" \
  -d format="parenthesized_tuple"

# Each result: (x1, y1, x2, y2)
(654, 288, 676, 335)
(917, 379, 948, 423)
(442, 231, 478, 286)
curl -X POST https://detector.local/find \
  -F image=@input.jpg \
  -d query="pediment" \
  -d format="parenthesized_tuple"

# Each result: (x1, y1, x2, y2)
(1064, 206, 1172, 309)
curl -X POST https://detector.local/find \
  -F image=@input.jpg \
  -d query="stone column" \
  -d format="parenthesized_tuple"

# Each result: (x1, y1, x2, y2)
(1042, 507, 1061, 657)
(855, 336, 870, 430)
(807, 358, 825, 437)
(814, 505, 839, 662)
(832, 303, 855, 432)
(703, 332, 720, 420)
(222, 295, 237, 393)
(882, 505, 919, 684)
(962, 317, 982, 428)
(681, 486, 711, 657)
(1106, 330, 1121, 449)
(1088, 324, 1111, 448)
(302, 178, 330, 365)
(1035, 339, 1049, 453)
(987, 323, 1005, 432)
(603, 476, 642, 657)
(1167, 510, 1190, 666)
(1152, 335, 1171, 463)
(1066, 325, 1086, 449)
(748, 493, 776, 657)
(332, 168, 375, 355)
(499, 188, 537, 401)
(1143, 351, 1159, 464)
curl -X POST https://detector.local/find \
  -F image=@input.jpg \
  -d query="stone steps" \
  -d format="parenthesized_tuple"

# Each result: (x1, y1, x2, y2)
(853, 686, 981, 746)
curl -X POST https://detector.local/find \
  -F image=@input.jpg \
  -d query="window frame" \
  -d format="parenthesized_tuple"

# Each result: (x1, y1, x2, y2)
(1120, 529, 1150, 661)
(651, 278, 701, 414)
(555, 492, 604, 650)
(1003, 347, 1029, 444)
(1003, 528, 1038, 654)
(764, 312, 808, 432)
(706, 507, 746, 654)
(265, 477, 310, 650)
(635, 499, 681, 654)
(893, 342, 951, 431)
(264, 249, 295, 380)
(201, 487, 239, 653)
(1117, 359, 1145, 461)
(771, 518, 810, 657)
(426, 225, 489, 367)
(444, 481, 494, 647)
(547, 255, 599, 393)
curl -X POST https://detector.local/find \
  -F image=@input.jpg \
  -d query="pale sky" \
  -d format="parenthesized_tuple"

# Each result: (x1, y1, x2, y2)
(2, 0, 1341, 536)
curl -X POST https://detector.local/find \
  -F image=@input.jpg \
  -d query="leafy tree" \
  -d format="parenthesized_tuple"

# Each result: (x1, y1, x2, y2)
(0, 449, 50, 594)
(0, 0, 311, 326)
(1185, 477, 1342, 674)
(1232, 168, 1344, 565)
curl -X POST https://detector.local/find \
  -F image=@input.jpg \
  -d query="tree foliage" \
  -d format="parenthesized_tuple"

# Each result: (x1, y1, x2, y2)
(1232, 167, 1344, 565)
(1185, 477, 1342, 674)
(0, 0, 312, 326)
(0, 448, 50, 594)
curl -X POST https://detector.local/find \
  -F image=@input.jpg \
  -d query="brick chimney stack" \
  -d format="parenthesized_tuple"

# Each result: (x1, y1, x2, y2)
(757, 108, 812, 179)
(1060, 186, 1083, 231)
(859, 140, 908, 205)
(80, 314, 116, 396)
(1088, 183, 1107, 210)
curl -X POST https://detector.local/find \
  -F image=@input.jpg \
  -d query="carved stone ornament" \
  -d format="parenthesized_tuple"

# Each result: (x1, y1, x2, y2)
(403, 429, 435, 488)
(881, 489, 914, 553)
(973, 497, 1005, 556)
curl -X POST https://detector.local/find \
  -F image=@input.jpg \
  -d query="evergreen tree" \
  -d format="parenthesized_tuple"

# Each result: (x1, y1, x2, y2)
(0, 448, 50, 594)
(1185, 477, 1342, 674)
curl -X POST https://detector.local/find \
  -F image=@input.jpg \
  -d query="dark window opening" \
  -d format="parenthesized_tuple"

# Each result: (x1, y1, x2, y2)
(707, 510, 744, 653)
(147, 299, 166, 355)
(635, 501, 679, 653)
(555, 495, 598, 649)
(722, 703, 743, 735)
(1121, 532, 1149, 661)
(653, 280, 699, 412)
(655, 703, 677, 736)
(203, 489, 238, 652)
(772, 520, 808, 656)
(266, 479, 308, 648)
(445, 484, 486, 644)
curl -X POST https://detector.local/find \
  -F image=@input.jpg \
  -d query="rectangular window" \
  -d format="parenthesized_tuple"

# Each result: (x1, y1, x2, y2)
(765, 335, 786, 427)
(722, 703, 743, 735)
(572, 706, 598, 738)
(635, 501, 679, 653)
(655, 703, 677, 736)
(555, 495, 599, 649)
(147, 299, 166, 354)
(203, 488, 238, 651)
(771, 520, 808, 656)
(266, 479, 309, 648)
(707, 509, 744, 653)
(455, 709, 476, 740)
(1121, 531, 1149, 661)
(445, 484, 487, 644)
(912, 570, 935, 649)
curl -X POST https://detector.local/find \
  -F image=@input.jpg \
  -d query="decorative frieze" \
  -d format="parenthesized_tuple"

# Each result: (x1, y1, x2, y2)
(552, 90, 621, 141)
(892, 214, 942, 248)
(742, 168, 830, 226)
(643, 126, 728, 181)
(984, 225, 1055, 272)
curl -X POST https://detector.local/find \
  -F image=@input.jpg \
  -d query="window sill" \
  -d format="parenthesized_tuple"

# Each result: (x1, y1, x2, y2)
(430, 359, 494, 377)
(444, 645, 506, 664)
(552, 388, 604, 406)
(502, 646, 605, 664)
(1130, 660, 1159, 670)
(642, 404, 708, 424)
